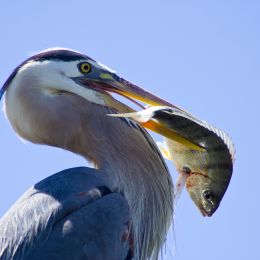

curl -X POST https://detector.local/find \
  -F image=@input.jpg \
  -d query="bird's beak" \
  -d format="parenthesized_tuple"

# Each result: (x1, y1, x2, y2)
(77, 72, 204, 151)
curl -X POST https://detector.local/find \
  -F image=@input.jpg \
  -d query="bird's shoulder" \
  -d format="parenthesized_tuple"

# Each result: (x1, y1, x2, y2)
(0, 167, 131, 260)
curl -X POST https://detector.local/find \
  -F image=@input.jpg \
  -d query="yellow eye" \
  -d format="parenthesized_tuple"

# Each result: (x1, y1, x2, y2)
(79, 62, 91, 74)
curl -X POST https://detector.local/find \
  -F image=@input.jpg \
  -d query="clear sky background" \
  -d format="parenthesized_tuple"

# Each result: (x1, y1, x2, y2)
(0, 1, 259, 259)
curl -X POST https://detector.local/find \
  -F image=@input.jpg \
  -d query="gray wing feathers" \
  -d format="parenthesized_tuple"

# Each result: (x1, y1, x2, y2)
(0, 167, 130, 260)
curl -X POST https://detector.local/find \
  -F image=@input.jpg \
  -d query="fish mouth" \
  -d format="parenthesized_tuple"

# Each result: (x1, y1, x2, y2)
(199, 201, 219, 217)
(199, 206, 213, 217)
(189, 194, 215, 217)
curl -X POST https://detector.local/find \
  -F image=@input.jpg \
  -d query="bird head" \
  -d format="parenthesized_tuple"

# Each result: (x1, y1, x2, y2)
(1, 48, 173, 110)
(0, 48, 202, 150)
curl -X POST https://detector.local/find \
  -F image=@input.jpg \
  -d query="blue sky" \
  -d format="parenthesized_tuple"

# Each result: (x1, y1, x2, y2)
(0, 1, 259, 259)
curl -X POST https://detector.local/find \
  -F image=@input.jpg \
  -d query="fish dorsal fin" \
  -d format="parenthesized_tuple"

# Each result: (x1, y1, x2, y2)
(199, 120, 235, 163)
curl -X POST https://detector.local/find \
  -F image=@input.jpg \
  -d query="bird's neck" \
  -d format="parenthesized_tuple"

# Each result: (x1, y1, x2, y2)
(6, 85, 174, 259)
(73, 107, 174, 259)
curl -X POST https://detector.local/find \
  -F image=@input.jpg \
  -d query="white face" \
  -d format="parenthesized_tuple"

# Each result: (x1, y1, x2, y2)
(13, 57, 114, 106)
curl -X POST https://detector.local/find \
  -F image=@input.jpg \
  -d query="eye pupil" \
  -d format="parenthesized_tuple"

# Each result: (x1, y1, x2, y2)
(79, 62, 91, 73)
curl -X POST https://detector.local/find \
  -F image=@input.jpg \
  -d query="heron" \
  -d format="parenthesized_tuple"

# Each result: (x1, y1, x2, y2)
(0, 48, 199, 259)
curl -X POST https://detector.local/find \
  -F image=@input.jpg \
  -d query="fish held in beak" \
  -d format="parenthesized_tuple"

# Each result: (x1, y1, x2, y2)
(82, 72, 205, 151)
(111, 106, 235, 217)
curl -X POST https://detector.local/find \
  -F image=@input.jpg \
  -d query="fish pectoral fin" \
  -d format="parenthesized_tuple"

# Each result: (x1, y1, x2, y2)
(174, 172, 189, 201)
(156, 141, 173, 160)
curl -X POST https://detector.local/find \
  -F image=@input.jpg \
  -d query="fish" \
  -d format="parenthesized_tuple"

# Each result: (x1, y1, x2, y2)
(109, 106, 235, 217)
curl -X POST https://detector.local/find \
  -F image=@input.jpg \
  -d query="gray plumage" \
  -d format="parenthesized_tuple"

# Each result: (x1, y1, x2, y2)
(0, 167, 130, 260)
(0, 48, 175, 259)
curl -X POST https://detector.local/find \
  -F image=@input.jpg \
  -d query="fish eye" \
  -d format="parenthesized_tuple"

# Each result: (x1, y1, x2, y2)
(203, 190, 213, 201)
(78, 62, 91, 74)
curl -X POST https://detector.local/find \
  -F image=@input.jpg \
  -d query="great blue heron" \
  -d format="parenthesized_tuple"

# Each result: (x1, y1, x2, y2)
(0, 48, 199, 259)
